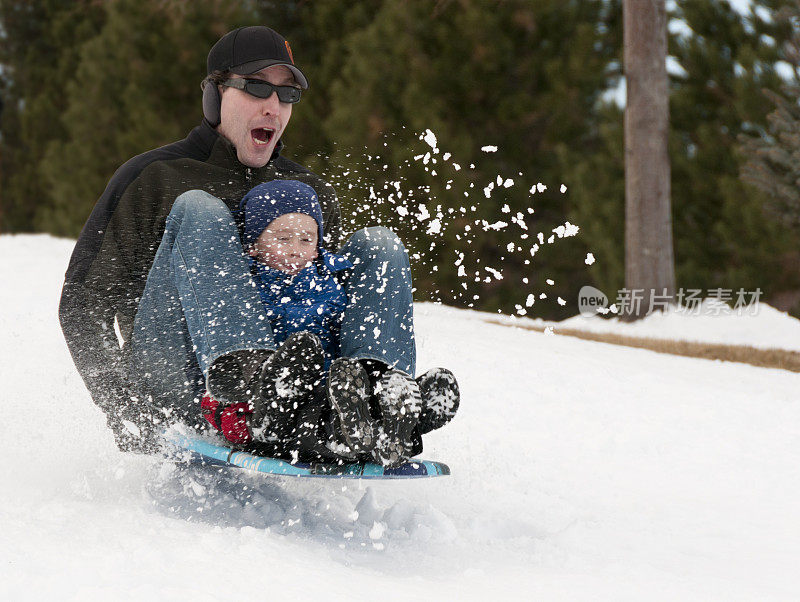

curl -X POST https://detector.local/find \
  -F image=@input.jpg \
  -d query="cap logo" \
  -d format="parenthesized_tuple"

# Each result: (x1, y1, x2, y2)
(285, 40, 294, 64)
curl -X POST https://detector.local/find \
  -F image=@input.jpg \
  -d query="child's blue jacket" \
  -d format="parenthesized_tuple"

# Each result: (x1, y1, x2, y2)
(251, 250, 352, 368)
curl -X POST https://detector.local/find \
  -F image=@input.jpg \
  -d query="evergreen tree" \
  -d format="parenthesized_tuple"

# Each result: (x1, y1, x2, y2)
(559, 102, 625, 300)
(668, 0, 799, 301)
(568, 0, 800, 314)
(740, 1, 800, 231)
(39, 0, 258, 236)
(0, 0, 104, 232)
(251, 1, 383, 172)
(320, 0, 619, 318)
(623, 0, 675, 319)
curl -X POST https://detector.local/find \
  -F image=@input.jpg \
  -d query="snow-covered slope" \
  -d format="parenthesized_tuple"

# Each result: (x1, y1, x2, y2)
(558, 300, 800, 352)
(2, 234, 799, 601)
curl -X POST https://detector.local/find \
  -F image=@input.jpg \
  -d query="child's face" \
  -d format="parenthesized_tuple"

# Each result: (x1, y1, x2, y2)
(249, 212, 319, 275)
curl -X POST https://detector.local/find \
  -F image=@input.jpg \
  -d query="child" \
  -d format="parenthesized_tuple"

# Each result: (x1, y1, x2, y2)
(242, 179, 351, 372)
(205, 179, 460, 466)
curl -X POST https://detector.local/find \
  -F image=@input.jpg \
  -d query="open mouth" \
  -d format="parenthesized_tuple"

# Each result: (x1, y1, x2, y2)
(251, 127, 275, 146)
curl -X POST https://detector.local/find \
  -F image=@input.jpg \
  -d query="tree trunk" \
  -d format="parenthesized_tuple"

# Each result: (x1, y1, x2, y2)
(623, 0, 675, 320)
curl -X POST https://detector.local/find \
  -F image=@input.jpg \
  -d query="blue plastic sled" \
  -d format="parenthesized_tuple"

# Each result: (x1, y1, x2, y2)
(164, 430, 450, 479)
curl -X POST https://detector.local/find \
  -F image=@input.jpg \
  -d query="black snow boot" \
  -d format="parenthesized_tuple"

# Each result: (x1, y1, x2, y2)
(326, 357, 375, 457)
(416, 368, 460, 434)
(253, 331, 325, 440)
(372, 368, 422, 467)
(206, 349, 272, 406)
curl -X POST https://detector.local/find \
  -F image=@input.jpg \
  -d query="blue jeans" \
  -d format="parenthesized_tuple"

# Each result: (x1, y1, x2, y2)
(338, 226, 415, 376)
(130, 190, 415, 421)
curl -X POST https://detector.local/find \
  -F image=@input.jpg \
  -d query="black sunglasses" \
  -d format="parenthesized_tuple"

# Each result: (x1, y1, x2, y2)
(221, 78, 302, 104)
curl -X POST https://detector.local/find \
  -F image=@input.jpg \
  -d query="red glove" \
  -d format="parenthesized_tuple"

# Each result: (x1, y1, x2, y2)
(201, 393, 253, 444)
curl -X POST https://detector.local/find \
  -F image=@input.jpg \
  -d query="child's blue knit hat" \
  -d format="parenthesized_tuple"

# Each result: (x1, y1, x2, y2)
(241, 180, 324, 247)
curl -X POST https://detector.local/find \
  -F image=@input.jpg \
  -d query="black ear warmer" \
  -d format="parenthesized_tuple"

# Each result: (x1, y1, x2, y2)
(202, 79, 221, 127)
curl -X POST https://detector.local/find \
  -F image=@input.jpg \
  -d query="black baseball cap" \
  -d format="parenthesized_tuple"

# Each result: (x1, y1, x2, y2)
(207, 26, 308, 89)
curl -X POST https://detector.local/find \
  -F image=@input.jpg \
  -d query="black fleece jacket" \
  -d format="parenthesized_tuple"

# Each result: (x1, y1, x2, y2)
(59, 119, 340, 432)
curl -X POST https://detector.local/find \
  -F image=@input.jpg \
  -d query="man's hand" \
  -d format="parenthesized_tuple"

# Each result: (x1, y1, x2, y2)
(105, 396, 162, 454)
(201, 394, 253, 444)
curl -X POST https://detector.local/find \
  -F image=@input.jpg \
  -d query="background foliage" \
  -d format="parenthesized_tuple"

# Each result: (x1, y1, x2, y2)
(2, 0, 799, 319)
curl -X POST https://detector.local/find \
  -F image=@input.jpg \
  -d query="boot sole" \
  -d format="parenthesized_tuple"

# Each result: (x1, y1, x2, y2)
(326, 359, 374, 455)
(416, 367, 460, 434)
(374, 371, 421, 466)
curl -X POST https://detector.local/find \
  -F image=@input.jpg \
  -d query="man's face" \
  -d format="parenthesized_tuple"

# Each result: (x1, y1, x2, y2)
(217, 65, 296, 168)
(249, 212, 319, 275)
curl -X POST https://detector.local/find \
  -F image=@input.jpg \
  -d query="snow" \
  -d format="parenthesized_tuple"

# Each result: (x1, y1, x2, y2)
(2, 234, 800, 600)
(560, 300, 800, 353)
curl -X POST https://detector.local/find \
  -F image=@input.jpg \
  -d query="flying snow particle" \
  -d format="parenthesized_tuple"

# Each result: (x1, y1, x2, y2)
(585, 253, 596, 265)
(544, 326, 555, 336)
(481, 145, 498, 152)
(560, 184, 567, 193)
(369, 521, 385, 540)
(501, 204, 511, 213)
(396, 206, 409, 217)
(443, 152, 451, 161)
(558, 297, 566, 306)
(483, 220, 508, 231)
(485, 267, 503, 280)
(552, 222, 580, 238)
(526, 294, 535, 307)
(511, 213, 528, 231)
(423, 129, 438, 150)
(503, 178, 514, 188)
(546, 279, 554, 285)
(537, 182, 547, 193)
(427, 219, 442, 235)
(483, 183, 495, 198)
(506, 243, 515, 252)
(453, 163, 462, 171)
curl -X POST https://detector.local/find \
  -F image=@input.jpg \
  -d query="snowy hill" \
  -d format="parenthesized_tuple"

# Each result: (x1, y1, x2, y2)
(2, 234, 799, 601)
(557, 301, 800, 352)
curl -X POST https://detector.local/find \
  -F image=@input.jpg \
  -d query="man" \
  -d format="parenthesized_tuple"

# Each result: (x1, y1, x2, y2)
(59, 26, 429, 460)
